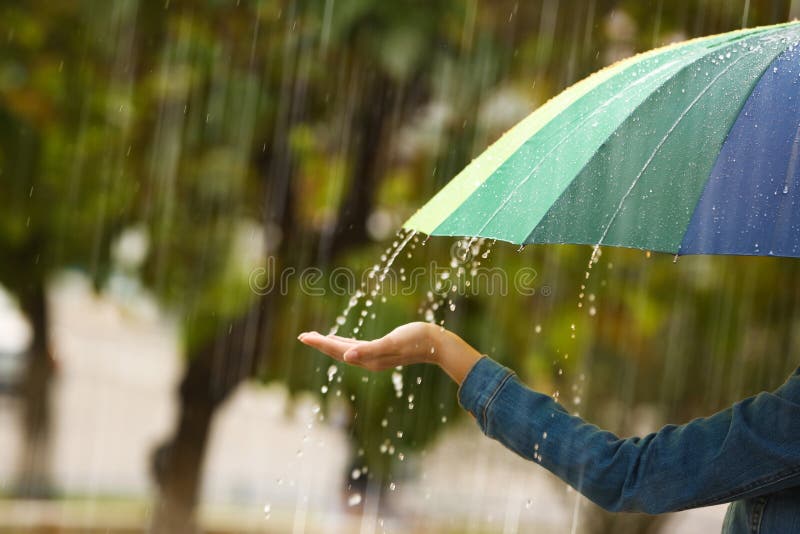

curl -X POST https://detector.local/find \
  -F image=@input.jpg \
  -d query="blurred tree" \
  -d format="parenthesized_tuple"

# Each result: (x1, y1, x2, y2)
(0, 0, 140, 496)
(145, 1, 474, 529)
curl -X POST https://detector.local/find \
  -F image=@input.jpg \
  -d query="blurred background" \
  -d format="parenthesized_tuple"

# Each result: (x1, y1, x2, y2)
(2, 1, 800, 533)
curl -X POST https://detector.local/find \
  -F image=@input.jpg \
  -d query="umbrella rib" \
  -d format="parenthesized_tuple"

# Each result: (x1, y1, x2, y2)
(595, 47, 759, 249)
(469, 57, 683, 239)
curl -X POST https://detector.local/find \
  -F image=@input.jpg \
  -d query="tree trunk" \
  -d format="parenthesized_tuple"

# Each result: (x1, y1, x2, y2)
(150, 396, 214, 534)
(324, 71, 393, 257)
(14, 279, 55, 498)
(150, 298, 268, 533)
(150, 66, 398, 530)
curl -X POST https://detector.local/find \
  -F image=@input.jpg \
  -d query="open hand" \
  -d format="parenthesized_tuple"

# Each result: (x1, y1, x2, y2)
(298, 322, 483, 385)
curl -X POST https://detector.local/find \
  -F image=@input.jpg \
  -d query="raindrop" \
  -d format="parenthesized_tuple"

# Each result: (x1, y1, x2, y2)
(348, 493, 363, 507)
(590, 244, 602, 264)
(391, 371, 404, 397)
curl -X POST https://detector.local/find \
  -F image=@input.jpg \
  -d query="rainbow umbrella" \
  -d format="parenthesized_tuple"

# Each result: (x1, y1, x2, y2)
(404, 22, 800, 258)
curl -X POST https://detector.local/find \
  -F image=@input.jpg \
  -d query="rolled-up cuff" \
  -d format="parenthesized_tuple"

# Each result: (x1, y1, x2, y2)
(457, 356, 516, 432)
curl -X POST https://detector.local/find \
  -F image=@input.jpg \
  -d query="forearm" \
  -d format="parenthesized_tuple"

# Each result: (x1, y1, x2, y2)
(458, 357, 800, 514)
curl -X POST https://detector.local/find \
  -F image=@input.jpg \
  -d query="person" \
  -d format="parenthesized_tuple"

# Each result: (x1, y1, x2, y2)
(298, 322, 800, 534)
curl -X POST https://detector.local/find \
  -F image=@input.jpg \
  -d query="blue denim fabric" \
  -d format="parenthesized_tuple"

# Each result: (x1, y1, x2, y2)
(458, 357, 800, 533)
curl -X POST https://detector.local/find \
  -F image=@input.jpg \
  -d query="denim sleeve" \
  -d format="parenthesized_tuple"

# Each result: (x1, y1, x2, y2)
(458, 357, 800, 514)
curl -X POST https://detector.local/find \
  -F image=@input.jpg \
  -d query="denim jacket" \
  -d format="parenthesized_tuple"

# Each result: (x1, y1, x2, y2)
(458, 357, 800, 533)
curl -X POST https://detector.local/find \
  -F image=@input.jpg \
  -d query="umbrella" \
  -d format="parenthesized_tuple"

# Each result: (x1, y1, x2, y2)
(403, 22, 800, 258)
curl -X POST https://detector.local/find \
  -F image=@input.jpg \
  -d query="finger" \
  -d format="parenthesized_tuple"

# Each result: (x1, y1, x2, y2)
(327, 334, 360, 343)
(343, 334, 396, 362)
(298, 332, 356, 361)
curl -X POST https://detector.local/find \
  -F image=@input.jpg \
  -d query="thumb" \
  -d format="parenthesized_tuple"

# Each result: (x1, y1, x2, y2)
(344, 334, 394, 362)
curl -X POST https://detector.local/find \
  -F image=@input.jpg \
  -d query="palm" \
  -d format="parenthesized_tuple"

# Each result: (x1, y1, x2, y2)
(299, 322, 434, 371)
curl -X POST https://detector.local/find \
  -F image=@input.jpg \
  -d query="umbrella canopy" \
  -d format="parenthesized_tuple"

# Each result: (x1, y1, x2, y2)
(404, 22, 800, 258)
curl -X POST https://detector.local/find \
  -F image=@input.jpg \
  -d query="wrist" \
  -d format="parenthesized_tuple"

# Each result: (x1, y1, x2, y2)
(428, 326, 482, 385)
(424, 322, 445, 365)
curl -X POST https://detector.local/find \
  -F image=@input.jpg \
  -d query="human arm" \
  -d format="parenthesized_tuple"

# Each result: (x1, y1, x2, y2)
(299, 324, 800, 514)
(459, 357, 800, 513)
